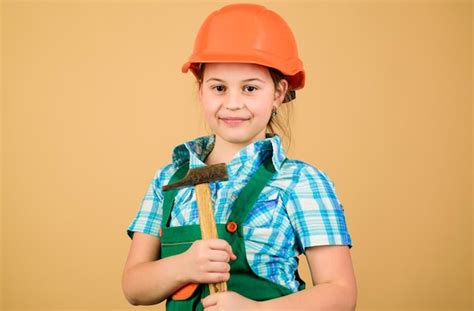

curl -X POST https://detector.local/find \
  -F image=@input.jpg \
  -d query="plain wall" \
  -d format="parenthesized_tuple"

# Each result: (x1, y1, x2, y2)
(1, 1, 472, 310)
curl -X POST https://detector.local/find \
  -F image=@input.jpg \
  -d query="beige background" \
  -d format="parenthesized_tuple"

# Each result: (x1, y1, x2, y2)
(1, 0, 472, 310)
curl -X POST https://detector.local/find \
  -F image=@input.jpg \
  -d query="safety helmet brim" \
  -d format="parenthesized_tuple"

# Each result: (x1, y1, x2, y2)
(182, 58, 305, 91)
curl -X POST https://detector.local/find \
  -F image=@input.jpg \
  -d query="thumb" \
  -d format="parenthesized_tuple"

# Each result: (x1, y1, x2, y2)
(201, 293, 219, 308)
(225, 244, 237, 260)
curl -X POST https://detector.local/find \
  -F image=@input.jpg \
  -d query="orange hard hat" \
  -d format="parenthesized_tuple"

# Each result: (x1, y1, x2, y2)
(181, 3, 305, 91)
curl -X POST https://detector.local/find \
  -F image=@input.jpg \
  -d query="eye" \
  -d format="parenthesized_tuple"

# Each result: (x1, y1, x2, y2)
(211, 84, 226, 93)
(243, 85, 258, 93)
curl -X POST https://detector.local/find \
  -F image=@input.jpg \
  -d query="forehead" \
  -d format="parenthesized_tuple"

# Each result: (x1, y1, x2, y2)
(203, 63, 271, 80)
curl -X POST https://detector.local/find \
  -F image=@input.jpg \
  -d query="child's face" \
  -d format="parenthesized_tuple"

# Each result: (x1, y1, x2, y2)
(198, 63, 287, 146)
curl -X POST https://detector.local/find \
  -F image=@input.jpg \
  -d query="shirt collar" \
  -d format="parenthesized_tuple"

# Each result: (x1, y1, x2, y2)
(171, 133, 287, 178)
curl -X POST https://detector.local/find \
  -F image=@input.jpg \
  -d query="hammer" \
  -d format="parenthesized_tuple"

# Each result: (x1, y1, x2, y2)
(162, 163, 229, 295)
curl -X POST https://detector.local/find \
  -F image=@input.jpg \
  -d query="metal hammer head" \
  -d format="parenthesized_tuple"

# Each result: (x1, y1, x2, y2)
(162, 163, 229, 191)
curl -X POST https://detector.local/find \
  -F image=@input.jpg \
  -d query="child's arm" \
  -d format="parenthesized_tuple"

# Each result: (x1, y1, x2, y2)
(260, 245, 357, 310)
(122, 232, 236, 306)
(202, 245, 357, 310)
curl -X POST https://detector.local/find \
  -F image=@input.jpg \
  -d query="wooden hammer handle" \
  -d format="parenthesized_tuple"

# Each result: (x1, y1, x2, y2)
(195, 183, 227, 294)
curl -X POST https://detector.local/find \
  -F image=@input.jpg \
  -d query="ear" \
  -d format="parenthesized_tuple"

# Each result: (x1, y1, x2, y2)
(274, 79, 289, 108)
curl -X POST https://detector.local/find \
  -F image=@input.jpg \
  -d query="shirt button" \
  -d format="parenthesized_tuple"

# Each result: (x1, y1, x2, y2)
(226, 221, 238, 233)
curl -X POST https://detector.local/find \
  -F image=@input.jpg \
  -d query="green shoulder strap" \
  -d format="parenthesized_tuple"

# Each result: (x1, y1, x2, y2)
(227, 156, 287, 225)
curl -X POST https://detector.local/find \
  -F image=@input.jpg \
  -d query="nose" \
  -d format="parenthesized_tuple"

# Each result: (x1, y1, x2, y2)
(223, 90, 244, 110)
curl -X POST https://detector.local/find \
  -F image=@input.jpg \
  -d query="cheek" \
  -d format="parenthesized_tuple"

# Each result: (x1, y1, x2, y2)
(250, 104, 270, 116)
(248, 95, 274, 115)
(201, 98, 220, 110)
(199, 94, 220, 117)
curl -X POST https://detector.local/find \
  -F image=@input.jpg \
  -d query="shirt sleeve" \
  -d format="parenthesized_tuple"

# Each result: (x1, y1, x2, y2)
(285, 164, 353, 251)
(127, 164, 174, 239)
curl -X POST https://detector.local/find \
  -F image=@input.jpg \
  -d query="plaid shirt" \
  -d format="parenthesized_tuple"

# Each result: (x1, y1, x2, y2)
(127, 133, 352, 292)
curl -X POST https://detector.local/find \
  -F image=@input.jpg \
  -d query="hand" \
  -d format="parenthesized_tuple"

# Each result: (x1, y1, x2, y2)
(202, 291, 261, 311)
(180, 239, 237, 284)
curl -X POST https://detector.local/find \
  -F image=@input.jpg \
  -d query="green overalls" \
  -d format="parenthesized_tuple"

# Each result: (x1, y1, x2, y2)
(160, 155, 305, 310)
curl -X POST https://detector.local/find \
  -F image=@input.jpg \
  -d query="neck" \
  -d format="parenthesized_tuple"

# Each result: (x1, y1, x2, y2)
(205, 132, 268, 165)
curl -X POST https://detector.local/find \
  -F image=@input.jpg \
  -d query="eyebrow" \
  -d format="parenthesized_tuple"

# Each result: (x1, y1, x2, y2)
(205, 78, 266, 83)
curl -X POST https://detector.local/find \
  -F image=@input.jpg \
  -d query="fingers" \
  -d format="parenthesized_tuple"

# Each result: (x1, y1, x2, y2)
(206, 261, 231, 273)
(206, 271, 230, 283)
(207, 239, 237, 260)
(185, 239, 236, 284)
(208, 249, 231, 262)
(201, 261, 230, 282)
(201, 293, 219, 308)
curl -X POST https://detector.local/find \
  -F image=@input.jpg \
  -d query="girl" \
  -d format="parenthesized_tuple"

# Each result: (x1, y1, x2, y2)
(122, 3, 356, 310)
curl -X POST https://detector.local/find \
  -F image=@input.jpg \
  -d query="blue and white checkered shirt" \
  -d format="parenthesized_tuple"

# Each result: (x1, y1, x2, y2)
(127, 133, 352, 292)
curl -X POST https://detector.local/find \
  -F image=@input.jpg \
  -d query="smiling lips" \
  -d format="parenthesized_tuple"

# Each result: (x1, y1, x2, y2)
(220, 117, 250, 125)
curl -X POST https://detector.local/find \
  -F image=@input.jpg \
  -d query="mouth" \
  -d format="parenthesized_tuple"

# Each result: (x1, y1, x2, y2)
(219, 117, 250, 125)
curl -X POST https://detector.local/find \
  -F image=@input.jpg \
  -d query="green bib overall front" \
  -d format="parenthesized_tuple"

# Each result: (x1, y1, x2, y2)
(160, 155, 305, 310)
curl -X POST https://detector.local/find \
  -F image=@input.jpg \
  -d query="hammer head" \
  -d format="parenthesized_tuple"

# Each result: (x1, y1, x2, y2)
(162, 163, 229, 191)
